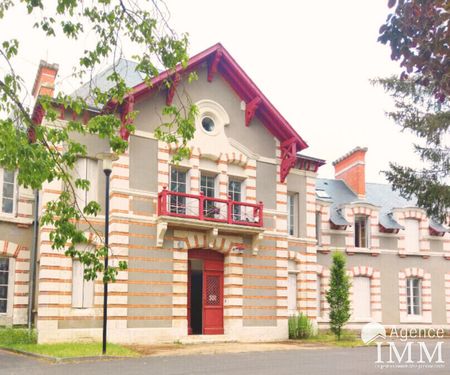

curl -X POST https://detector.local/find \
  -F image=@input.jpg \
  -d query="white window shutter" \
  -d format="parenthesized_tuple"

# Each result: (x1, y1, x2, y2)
(405, 219, 420, 252)
(83, 278, 94, 308)
(353, 276, 371, 319)
(74, 159, 87, 208)
(287, 273, 297, 313)
(72, 260, 83, 308)
(86, 159, 98, 204)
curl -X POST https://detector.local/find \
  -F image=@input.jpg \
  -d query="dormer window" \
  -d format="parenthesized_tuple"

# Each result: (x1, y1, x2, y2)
(354, 215, 369, 248)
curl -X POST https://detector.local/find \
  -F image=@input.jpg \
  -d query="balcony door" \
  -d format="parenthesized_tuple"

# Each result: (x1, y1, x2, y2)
(188, 249, 224, 335)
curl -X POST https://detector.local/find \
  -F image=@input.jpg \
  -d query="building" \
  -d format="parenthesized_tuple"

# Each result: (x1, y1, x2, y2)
(0, 44, 448, 343)
(315, 147, 450, 330)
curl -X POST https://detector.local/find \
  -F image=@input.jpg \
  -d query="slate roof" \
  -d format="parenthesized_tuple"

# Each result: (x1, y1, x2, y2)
(316, 178, 448, 233)
(71, 58, 145, 109)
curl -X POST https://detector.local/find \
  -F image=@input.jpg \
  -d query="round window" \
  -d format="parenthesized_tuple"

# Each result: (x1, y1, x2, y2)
(201, 117, 215, 133)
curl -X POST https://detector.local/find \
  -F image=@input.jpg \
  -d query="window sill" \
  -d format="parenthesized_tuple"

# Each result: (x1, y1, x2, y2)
(346, 247, 380, 256)
(400, 314, 431, 324)
(398, 251, 430, 258)
(0, 214, 33, 226)
(351, 317, 373, 323)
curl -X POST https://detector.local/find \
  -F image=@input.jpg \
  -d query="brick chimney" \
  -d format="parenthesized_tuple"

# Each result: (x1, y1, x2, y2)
(332, 147, 368, 198)
(32, 60, 59, 98)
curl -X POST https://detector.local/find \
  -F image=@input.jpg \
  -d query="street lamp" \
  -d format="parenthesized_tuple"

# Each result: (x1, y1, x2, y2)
(96, 152, 119, 355)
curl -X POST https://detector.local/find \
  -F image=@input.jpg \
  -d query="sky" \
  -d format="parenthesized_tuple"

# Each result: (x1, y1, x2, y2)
(0, 1, 423, 183)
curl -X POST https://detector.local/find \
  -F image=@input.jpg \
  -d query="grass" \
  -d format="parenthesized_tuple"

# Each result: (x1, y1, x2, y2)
(6, 342, 138, 357)
(300, 330, 365, 347)
(0, 327, 138, 358)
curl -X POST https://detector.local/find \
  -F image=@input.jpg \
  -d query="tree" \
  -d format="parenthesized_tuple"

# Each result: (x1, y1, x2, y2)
(0, 1, 196, 282)
(377, 1, 449, 223)
(326, 252, 351, 341)
(378, 0, 449, 100)
(373, 76, 450, 223)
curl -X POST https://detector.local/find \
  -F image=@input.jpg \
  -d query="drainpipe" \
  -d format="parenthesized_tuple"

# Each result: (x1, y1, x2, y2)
(27, 189, 39, 332)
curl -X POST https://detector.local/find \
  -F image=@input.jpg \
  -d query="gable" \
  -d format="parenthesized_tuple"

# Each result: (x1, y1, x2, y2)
(115, 43, 308, 154)
(133, 63, 277, 159)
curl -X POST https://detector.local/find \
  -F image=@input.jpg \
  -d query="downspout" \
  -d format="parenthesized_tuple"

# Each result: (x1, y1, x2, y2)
(27, 189, 39, 332)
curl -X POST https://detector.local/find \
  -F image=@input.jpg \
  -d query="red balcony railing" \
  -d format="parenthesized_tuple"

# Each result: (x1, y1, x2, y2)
(158, 187, 264, 227)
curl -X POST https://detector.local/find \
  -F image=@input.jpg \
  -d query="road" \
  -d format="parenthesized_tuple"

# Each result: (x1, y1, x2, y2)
(1, 341, 450, 375)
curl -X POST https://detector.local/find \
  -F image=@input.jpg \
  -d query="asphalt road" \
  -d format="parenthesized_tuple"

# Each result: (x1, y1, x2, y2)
(1, 341, 450, 375)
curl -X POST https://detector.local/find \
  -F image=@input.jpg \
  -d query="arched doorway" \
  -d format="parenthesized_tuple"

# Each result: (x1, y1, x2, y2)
(188, 249, 224, 335)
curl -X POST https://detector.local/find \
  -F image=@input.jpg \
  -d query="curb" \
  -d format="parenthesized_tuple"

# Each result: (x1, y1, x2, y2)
(0, 347, 132, 363)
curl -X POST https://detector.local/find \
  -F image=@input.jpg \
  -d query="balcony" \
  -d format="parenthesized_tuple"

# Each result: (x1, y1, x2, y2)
(156, 187, 264, 253)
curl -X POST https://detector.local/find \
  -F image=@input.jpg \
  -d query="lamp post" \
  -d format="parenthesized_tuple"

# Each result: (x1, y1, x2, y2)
(96, 152, 118, 355)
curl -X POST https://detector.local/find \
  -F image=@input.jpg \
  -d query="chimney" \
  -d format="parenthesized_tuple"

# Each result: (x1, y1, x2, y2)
(32, 60, 59, 98)
(332, 147, 368, 198)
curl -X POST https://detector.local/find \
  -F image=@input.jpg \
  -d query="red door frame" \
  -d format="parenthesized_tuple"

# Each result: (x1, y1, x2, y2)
(188, 249, 224, 335)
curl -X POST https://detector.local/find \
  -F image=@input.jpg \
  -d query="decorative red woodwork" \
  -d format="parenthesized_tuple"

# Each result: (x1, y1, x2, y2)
(108, 43, 309, 153)
(379, 224, 400, 234)
(166, 73, 181, 106)
(280, 137, 297, 183)
(245, 97, 261, 127)
(188, 249, 224, 335)
(429, 225, 446, 237)
(158, 187, 264, 227)
(120, 95, 135, 141)
(207, 48, 223, 82)
(295, 155, 325, 173)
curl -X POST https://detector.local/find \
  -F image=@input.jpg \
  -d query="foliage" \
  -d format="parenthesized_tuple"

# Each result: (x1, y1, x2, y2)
(3, 342, 138, 358)
(288, 313, 315, 339)
(373, 76, 450, 223)
(326, 252, 351, 341)
(378, 0, 449, 100)
(0, 1, 196, 282)
(0, 327, 37, 346)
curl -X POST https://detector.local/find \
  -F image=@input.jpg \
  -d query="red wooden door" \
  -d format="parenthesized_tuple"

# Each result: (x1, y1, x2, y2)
(202, 256, 224, 335)
(187, 249, 224, 335)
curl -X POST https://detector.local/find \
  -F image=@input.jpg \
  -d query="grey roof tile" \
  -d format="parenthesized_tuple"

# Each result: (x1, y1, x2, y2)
(71, 59, 144, 109)
(315, 178, 447, 231)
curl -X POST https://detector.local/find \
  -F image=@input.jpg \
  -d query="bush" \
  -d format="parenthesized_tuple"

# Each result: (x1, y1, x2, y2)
(288, 313, 315, 339)
(0, 328, 37, 346)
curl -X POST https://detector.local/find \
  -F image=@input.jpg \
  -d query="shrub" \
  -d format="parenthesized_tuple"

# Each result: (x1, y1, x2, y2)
(0, 328, 37, 346)
(326, 252, 351, 340)
(288, 313, 315, 339)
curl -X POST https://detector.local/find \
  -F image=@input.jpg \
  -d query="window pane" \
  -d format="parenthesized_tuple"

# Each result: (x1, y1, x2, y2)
(170, 169, 187, 214)
(407, 278, 421, 315)
(3, 170, 14, 184)
(201, 175, 216, 217)
(0, 258, 8, 271)
(0, 272, 8, 285)
(229, 180, 242, 221)
(0, 286, 7, 299)
(3, 182, 14, 198)
(288, 194, 295, 236)
(354, 216, 368, 247)
(2, 198, 13, 213)
(0, 299, 6, 313)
